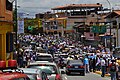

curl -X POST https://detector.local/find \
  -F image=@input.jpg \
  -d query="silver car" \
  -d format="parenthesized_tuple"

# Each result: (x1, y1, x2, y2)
(27, 61, 63, 80)
(20, 68, 49, 80)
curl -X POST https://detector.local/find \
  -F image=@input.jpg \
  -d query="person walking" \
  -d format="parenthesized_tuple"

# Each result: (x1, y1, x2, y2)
(84, 55, 90, 73)
(17, 52, 23, 68)
(96, 55, 101, 71)
(101, 57, 106, 77)
(109, 59, 117, 80)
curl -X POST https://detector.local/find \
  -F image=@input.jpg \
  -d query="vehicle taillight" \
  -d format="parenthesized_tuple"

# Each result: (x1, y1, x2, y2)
(37, 78, 41, 80)
(67, 66, 72, 68)
(79, 66, 84, 68)
(55, 74, 61, 80)
(0, 61, 6, 69)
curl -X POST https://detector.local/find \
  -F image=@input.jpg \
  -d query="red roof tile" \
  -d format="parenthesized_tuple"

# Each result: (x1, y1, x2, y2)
(51, 3, 102, 10)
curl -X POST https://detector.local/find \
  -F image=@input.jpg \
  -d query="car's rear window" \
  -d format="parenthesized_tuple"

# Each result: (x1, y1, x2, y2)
(60, 55, 68, 58)
(36, 56, 53, 62)
(28, 65, 57, 75)
(69, 60, 83, 64)
(37, 56, 52, 59)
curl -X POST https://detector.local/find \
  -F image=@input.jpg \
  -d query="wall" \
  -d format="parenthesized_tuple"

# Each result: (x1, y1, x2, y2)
(0, 0, 13, 61)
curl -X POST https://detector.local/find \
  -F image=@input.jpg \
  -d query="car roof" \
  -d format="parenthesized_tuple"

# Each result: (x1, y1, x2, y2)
(29, 61, 56, 66)
(0, 72, 28, 80)
(68, 60, 83, 64)
(28, 61, 60, 74)
(37, 53, 52, 56)
(19, 68, 42, 74)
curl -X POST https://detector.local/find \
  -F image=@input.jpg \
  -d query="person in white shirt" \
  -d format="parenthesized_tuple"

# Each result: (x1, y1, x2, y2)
(101, 57, 106, 77)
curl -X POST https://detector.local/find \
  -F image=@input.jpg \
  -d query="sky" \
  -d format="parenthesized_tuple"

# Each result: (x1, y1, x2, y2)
(16, 0, 120, 18)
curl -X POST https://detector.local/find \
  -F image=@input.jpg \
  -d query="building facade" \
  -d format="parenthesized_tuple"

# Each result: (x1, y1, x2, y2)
(105, 10, 120, 47)
(0, 0, 13, 60)
(43, 3, 107, 44)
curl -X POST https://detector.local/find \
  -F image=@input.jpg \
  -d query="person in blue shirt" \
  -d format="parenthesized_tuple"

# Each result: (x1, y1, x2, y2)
(84, 55, 90, 73)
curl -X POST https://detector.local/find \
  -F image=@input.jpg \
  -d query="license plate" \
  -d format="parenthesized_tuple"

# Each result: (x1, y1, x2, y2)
(75, 66, 78, 68)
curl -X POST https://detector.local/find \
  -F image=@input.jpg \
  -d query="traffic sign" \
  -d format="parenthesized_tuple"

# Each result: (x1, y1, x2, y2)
(91, 25, 106, 33)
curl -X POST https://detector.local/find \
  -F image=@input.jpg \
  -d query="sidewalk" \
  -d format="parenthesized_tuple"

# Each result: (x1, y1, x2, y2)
(95, 71, 110, 77)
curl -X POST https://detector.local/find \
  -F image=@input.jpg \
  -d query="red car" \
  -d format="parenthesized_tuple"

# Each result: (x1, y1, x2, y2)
(0, 72, 30, 80)
(0, 60, 30, 80)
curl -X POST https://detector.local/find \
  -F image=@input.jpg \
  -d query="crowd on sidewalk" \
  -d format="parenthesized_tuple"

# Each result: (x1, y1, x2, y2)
(82, 48, 120, 80)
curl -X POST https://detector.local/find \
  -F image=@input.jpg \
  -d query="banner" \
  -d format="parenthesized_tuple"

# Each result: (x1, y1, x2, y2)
(17, 13, 24, 34)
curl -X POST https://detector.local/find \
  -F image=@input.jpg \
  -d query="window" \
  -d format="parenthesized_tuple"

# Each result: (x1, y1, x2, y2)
(6, 33, 14, 53)
(6, 0, 13, 11)
(94, 33, 96, 36)
(112, 21, 117, 28)
(90, 34, 93, 37)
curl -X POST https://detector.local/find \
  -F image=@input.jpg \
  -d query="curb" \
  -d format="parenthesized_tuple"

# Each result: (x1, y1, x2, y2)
(95, 71, 110, 77)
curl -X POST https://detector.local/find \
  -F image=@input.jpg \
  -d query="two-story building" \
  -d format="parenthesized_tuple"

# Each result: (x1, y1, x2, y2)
(105, 10, 120, 47)
(42, 3, 107, 46)
(0, 0, 14, 60)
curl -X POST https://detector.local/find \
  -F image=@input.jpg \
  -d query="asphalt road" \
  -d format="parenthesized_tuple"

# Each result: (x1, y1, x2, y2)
(62, 72, 110, 80)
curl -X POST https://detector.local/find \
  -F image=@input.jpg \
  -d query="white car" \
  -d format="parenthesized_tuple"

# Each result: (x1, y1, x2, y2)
(27, 61, 63, 80)
(20, 68, 49, 80)
(36, 53, 53, 62)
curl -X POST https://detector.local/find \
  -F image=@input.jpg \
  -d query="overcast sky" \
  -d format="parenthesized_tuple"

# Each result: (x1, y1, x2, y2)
(16, 0, 120, 18)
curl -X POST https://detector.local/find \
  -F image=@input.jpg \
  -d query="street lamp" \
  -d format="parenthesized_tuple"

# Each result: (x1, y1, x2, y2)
(8, 0, 18, 51)
(106, 0, 112, 51)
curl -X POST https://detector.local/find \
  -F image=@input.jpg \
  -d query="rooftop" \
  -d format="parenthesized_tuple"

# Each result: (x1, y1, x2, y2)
(51, 3, 102, 10)
(105, 10, 120, 18)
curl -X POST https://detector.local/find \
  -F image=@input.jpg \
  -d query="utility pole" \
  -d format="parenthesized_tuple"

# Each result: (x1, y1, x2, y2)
(8, 0, 18, 51)
(106, 0, 112, 51)
(15, 0, 18, 51)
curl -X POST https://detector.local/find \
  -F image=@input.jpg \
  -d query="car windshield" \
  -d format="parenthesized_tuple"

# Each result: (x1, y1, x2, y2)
(28, 65, 57, 75)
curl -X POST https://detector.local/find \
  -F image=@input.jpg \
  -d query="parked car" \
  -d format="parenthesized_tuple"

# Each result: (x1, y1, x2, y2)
(27, 61, 63, 80)
(20, 68, 49, 80)
(36, 53, 53, 62)
(0, 60, 30, 80)
(65, 60, 85, 76)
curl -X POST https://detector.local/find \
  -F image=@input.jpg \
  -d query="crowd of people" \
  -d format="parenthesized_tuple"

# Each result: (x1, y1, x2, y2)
(14, 34, 120, 80)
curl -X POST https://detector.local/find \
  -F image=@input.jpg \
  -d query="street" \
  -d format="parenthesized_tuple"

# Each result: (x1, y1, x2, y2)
(62, 72, 110, 80)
